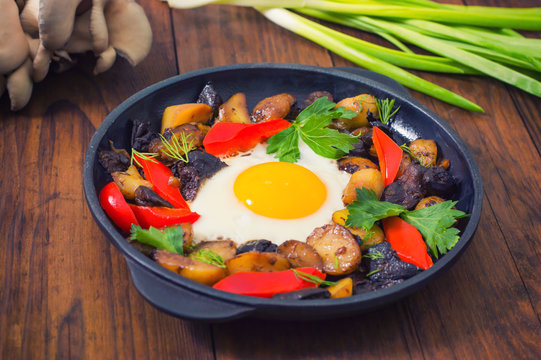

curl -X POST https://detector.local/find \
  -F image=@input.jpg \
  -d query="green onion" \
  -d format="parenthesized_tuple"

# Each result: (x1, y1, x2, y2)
(259, 8, 483, 112)
(166, 0, 541, 112)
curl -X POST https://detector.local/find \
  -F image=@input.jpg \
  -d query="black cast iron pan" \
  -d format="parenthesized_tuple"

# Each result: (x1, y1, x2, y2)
(83, 63, 482, 322)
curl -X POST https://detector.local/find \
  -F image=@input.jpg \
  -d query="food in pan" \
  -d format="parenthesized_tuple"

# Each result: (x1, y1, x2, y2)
(98, 82, 467, 299)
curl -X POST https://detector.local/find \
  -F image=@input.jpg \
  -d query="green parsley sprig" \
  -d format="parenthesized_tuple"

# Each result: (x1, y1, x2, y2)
(346, 188, 469, 258)
(191, 249, 226, 268)
(266, 97, 360, 163)
(130, 224, 184, 254)
(292, 269, 338, 287)
(159, 132, 195, 163)
(376, 98, 400, 124)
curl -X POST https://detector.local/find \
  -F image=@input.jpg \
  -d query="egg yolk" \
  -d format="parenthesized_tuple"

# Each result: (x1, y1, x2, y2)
(234, 162, 327, 219)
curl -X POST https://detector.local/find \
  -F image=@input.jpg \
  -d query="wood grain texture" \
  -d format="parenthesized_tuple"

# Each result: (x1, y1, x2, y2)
(1, 0, 540, 359)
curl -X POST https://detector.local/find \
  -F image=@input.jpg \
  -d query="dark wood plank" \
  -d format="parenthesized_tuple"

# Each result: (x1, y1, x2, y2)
(171, 5, 334, 73)
(0, 1, 215, 359)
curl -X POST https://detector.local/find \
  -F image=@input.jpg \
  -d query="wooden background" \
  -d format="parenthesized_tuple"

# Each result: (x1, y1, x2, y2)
(1, 0, 540, 359)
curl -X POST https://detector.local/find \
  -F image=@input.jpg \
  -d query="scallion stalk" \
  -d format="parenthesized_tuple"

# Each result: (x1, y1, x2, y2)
(258, 8, 483, 112)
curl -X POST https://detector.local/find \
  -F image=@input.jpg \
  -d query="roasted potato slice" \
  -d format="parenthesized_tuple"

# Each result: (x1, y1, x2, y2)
(327, 277, 353, 299)
(161, 103, 213, 132)
(111, 164, 152, 200)
(338, 157, 378, 174)
(342, 168, 385, 205)
(334, 94, 378, 130)
(306, 224, 361, 276)
(216, 93, 251, 123)
(152, 249, 227, 285)
(251, 93, 296, 122)
(189, 240, 237, 263)
(277, 240, 324, 271)
(331, 209, 384, 250)
(409, 139, 437, 167)
(415, 195, 445, 210)
(226, 251, 290, 274)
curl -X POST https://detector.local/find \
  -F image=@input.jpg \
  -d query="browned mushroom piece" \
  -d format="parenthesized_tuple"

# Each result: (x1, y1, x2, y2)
(277, 240, 324, 271)
(251, 93, 296, 122)
(306, 224, 361, 276)
(338, 157, 379, 174)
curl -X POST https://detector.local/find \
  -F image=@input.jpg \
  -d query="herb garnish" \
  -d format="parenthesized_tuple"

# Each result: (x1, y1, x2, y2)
(333, 254, 339, 271)
(266, 97, 359, 163)
(376, 98, 400, 124)
(363, 250, 385, 260)
(130, 224, 184, 254)
(191, 249, 226, 268)
(131, 148, 159, 167)
(292, 269, 338, 287)
(159, 132, 194, 163)
(366, 269, 382, 277)
(346, 188, 468, 258)
(400, 144, 430, 167)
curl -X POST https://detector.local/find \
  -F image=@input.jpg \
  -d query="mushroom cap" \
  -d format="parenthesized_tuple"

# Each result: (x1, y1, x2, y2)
(105, 0, 152, 66)
(0, 0, 30, 74)
(38, 0, 82, 50)
(20, 0, 40, 35)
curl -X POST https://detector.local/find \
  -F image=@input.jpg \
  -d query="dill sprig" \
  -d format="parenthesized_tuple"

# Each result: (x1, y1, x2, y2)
(376, 98, 401, 124)
(192, 249, 226, 268)
(366, 269, 382, 277)
(400, 144, 430, 167)
(131, 148, 159, 167)
(363, 250, 384, 260)
(159, 132, 195, 163)
(292, 269, 338, 287)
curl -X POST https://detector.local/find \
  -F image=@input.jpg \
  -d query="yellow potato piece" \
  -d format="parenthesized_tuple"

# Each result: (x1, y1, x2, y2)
(161, 103, 213, 132)
(327, 277, 353, 299)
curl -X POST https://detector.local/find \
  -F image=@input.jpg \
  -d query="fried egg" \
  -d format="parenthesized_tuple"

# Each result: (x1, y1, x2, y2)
(190, 140, 351, 245)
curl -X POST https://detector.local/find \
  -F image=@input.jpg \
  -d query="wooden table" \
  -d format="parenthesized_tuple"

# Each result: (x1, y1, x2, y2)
(1, 1, 540, 358)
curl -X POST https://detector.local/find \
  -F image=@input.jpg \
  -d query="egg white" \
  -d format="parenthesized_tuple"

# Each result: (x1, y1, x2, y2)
(189, 140, 351, 245)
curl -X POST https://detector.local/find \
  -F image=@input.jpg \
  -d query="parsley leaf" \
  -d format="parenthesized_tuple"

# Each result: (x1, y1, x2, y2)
(345, 188, 406, 230)
(130, 224, 184, 254)
(401, 201, 469, 258)
(266, 97, 359, 162)
(345, 188, 469, 258)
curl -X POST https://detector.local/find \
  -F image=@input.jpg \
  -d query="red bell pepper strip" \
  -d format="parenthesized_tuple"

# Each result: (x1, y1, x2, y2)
(372, 126, 403, 186)
(213, 267, 325, 298)
(129, 205, 200, 228)
(99, 182, 139, 233)
(203, 118, 291, 157)
(134, 154, 189, 210)
(382, 216, 433, 270)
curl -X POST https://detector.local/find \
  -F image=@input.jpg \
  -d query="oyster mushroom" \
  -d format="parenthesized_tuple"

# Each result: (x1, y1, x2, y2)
(0, 0, 30, 75)
(7, 57, 34, 111)
(104, 0, 152, 67)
